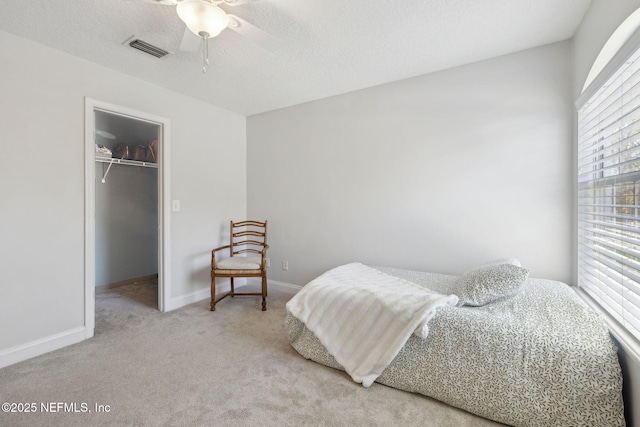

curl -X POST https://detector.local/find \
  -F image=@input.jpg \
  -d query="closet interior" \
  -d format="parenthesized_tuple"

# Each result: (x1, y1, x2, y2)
(94, 110, 160, 308)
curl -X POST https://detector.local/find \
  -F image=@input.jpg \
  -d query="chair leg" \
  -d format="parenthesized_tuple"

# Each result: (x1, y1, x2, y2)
(261, 275, 267, 311)
(230, 277, 235, 297)
(210, 276, 216, 311)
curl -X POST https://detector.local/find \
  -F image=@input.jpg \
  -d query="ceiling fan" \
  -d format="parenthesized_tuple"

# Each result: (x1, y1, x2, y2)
(141, 0, 280, 72)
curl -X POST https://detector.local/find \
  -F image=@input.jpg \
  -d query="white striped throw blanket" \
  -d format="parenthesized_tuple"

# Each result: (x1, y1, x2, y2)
(286, 262, 458, 387)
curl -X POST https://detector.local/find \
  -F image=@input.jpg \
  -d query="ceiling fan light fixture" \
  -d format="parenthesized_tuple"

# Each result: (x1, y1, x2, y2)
(177, 0, 229, 39)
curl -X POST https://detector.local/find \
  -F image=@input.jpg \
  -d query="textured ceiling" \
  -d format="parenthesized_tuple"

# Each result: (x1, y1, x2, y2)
(0, 0, 592, 116)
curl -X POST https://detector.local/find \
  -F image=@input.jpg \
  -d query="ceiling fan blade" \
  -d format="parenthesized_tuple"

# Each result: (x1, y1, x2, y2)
(221, 0, 260, 6)
(179, 27, 201, 52)
(127, 0, 178, 5)
(226, 14, 281, 52)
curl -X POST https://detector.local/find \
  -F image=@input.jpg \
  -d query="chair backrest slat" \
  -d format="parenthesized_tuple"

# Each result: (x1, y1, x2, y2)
(230, 220, 267, 257)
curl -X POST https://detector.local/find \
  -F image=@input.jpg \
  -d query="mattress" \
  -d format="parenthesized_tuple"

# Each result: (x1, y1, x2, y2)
(286, 266, 625, 427)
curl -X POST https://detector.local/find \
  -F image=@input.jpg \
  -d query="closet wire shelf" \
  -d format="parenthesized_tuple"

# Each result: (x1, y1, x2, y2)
(96, 157, 158, 183)
(96, 157, 158, 169)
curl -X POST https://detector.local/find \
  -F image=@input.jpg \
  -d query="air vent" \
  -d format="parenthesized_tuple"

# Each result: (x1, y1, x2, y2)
(128, 38, 169, 58)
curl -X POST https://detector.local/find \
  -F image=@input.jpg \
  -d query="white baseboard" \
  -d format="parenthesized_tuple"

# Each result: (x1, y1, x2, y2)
(0, 326, 86, 369)
(165, 279, 301, 312)
(165, 289, 210, 312)
(269, 279, 302, 295)
(245, 278, 301, 295)
(96, 274, 158, 293)
(164, 281, 241, 312)
(0, 279, 302, 369)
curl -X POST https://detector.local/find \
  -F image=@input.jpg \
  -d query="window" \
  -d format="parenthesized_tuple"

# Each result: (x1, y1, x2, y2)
(578, 46, 640, 342)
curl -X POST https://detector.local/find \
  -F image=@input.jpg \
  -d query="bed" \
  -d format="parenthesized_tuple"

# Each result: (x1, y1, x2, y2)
(285, 261, 625, 427)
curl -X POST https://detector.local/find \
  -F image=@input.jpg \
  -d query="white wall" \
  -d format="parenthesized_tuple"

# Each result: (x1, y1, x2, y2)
(0, 29, 246, 365)
(573, 2, 640, 426)
(247, 41, 573, 286)
(95, 165, 158, 287)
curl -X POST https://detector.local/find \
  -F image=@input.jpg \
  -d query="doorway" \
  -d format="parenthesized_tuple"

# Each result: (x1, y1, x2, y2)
(84, 98, 171, 339)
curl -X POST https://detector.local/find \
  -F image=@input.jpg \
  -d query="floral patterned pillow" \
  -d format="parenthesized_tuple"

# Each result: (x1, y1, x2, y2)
(455, 263, 529, 307)
(478, 258, 521, 268)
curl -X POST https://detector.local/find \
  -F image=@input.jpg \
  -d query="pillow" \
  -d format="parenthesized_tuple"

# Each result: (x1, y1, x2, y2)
(455, 263, 529, 307)
(478, 257, 521, 268)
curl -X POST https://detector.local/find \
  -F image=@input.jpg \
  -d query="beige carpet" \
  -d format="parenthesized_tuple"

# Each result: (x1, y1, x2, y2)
(0, 280, 504, 426)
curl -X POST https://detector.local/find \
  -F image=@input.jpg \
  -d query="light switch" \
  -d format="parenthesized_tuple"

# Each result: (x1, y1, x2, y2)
(172, 200, 181, 212)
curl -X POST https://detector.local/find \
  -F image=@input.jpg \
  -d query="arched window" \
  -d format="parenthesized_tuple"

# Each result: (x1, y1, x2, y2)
(582, 8, 640, 93)
(577, 8, 640, 349)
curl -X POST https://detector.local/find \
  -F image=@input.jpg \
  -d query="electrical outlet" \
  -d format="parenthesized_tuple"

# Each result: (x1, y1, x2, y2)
(282, 260, 289, 271)
(266, 258, 270, 268)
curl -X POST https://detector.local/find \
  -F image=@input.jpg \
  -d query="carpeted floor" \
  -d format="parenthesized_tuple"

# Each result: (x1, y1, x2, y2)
(0, 280, 504, 426)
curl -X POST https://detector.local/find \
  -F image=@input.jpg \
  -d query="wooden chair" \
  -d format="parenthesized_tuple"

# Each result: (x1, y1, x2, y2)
(210, 220, 269, 311)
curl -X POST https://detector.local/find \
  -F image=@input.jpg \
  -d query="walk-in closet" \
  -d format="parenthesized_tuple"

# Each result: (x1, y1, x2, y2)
(94, 110, 160, 309)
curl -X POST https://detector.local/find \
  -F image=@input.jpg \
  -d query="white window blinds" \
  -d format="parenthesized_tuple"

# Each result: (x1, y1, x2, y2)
(578, 46, 640, 342)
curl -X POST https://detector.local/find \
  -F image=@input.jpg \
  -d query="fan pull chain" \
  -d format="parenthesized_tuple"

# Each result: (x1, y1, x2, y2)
(202, 36, 210, 73)
(197, 31, 211, 73)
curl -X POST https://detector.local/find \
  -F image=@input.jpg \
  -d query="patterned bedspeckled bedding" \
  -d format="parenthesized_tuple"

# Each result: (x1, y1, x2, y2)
(286, 266, 625, 427)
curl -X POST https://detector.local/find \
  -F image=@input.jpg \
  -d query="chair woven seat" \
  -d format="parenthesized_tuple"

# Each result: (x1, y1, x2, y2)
(217, 256, 262, 270)
(214, 268, 263, 276)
